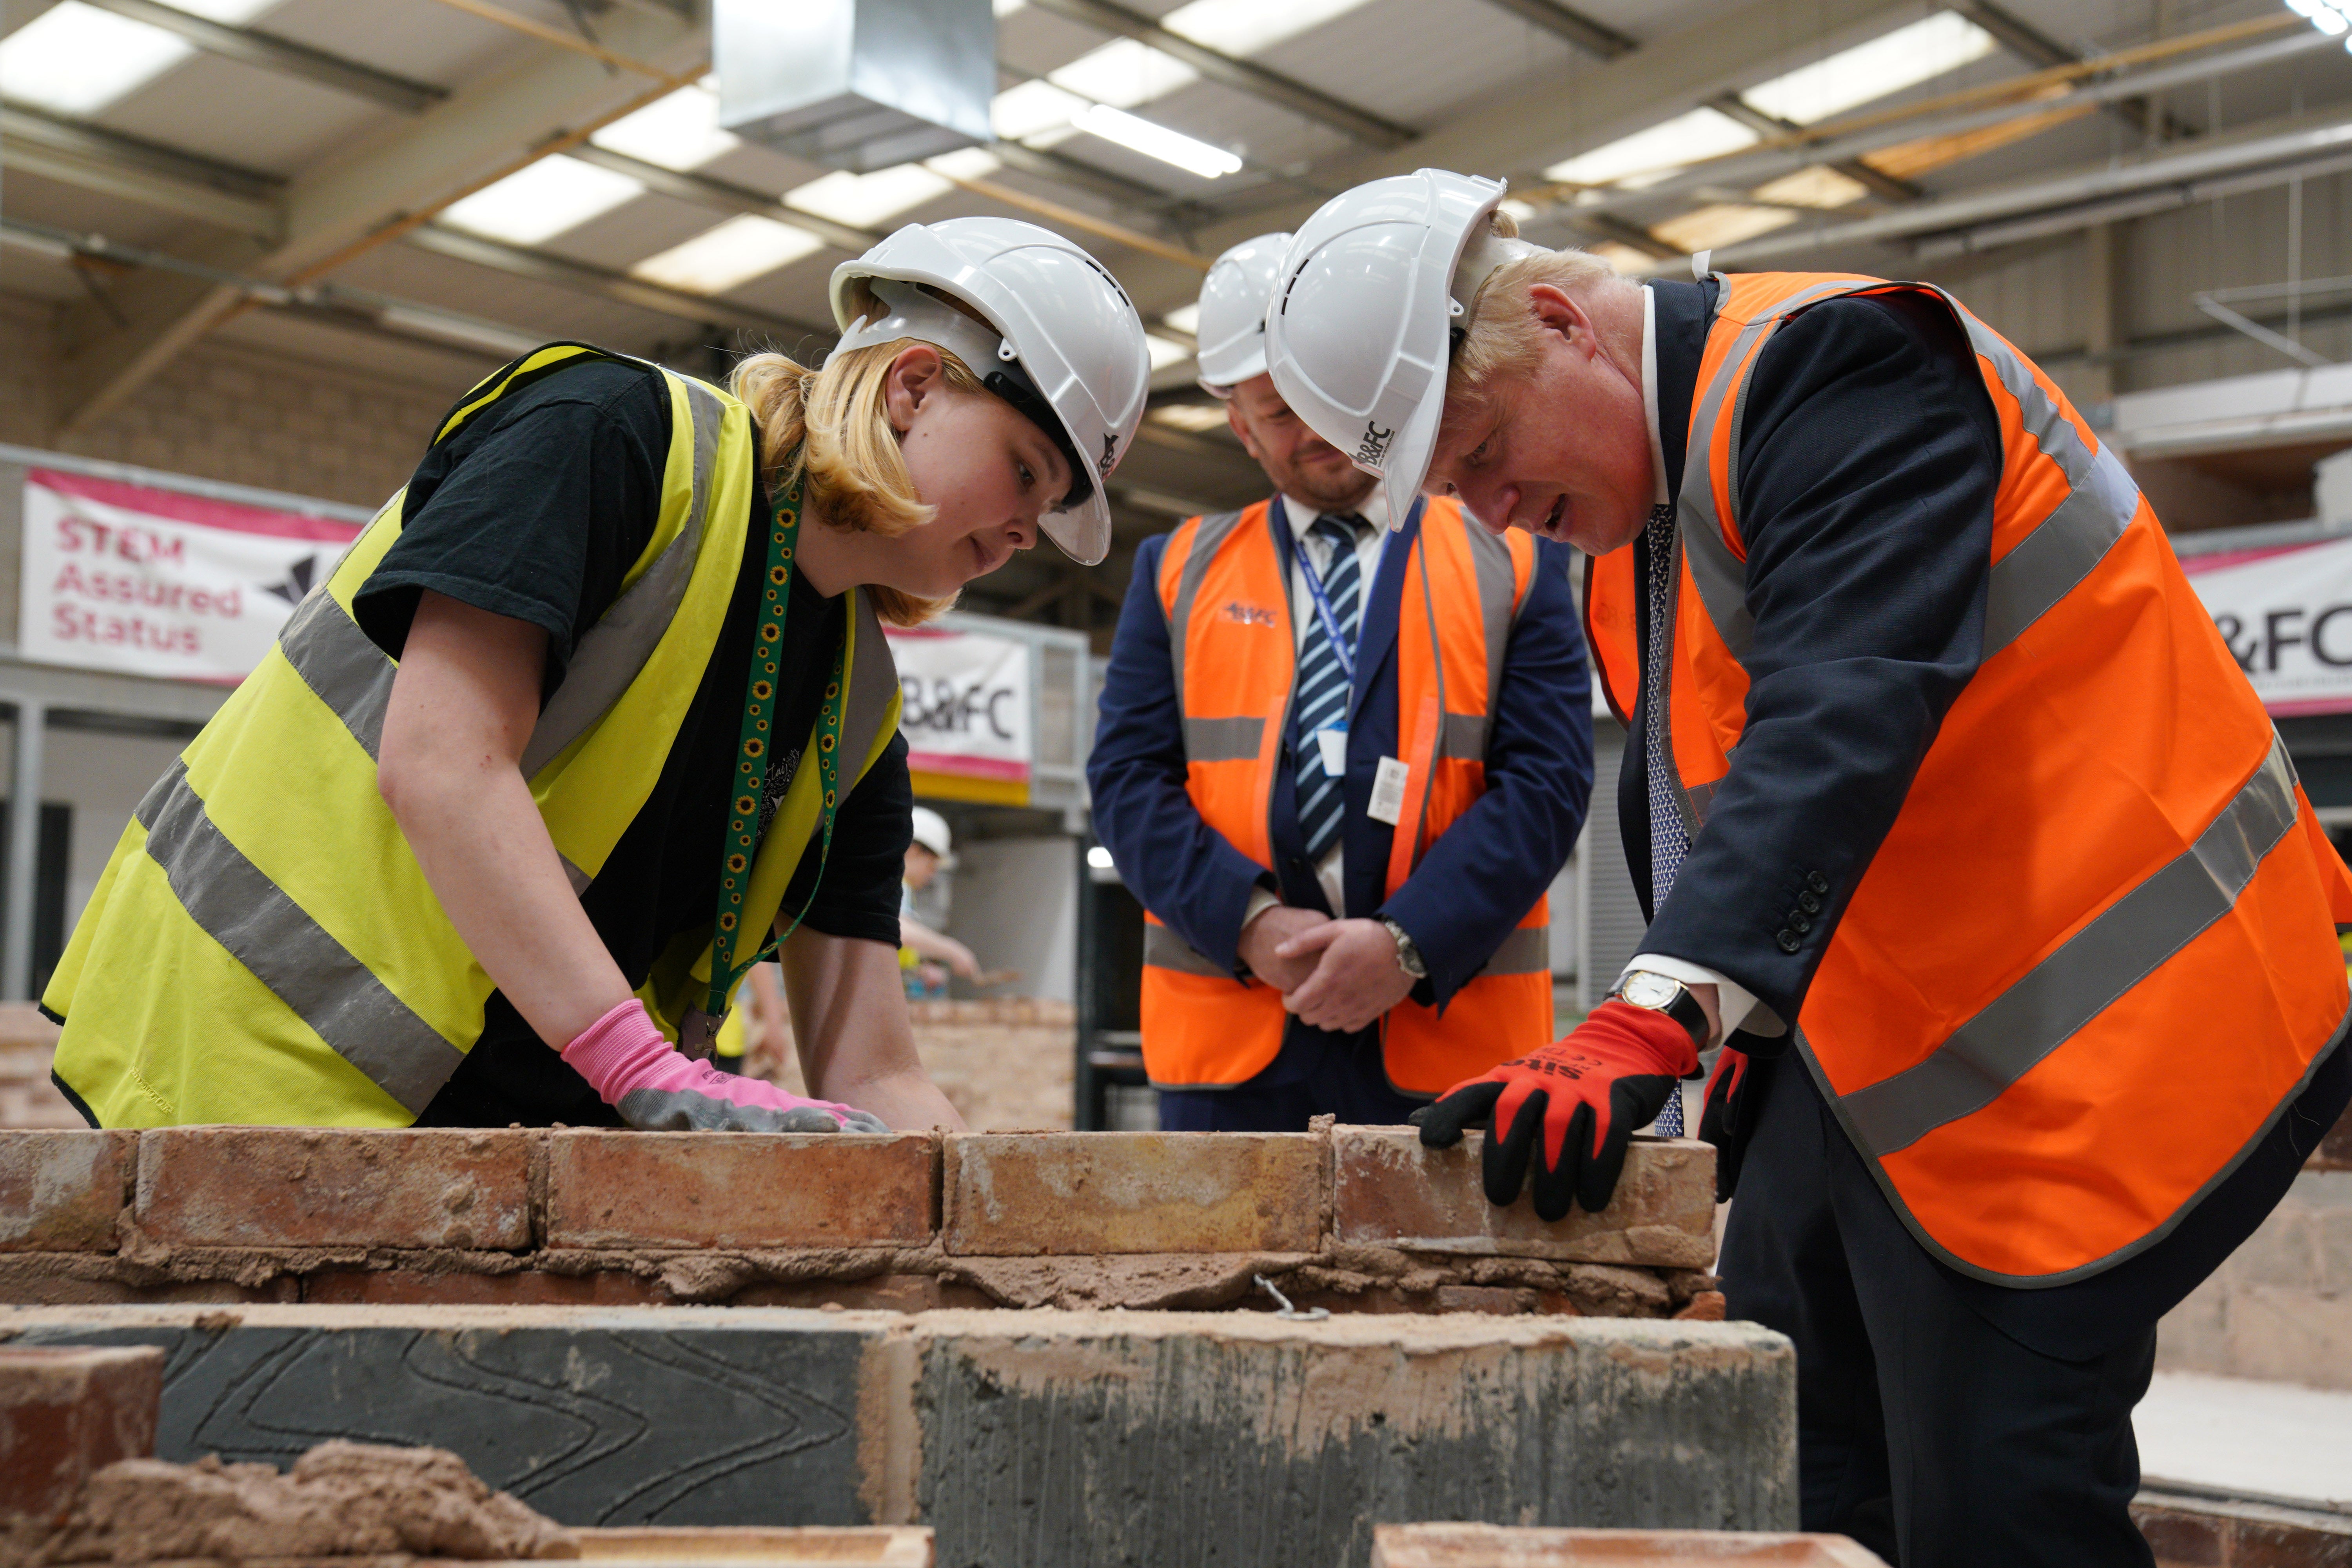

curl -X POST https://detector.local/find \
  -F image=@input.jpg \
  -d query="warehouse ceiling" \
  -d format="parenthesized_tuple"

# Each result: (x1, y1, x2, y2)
(3, 0, 2348, 627)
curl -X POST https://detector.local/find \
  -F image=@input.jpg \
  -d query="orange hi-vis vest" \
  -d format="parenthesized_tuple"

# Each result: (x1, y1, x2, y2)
(1588, 271, 2352, 1286)
(1141, 497, 1555, 1094)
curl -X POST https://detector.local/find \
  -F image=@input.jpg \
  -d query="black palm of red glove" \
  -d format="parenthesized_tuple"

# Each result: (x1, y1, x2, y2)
(1698, 1045, 1753, 1201)
(1412, 999, 1698, 1221)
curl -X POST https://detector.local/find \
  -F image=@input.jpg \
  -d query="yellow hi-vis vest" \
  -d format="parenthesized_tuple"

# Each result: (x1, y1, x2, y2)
(44, 344, 904, 1128)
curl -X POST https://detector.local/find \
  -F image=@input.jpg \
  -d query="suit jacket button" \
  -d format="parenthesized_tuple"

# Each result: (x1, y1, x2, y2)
(1798, 891, 1822, 915)
(1775, 929, 1800, 953)
(1807, 871, 1829, 895)
(1788, 913, 1812, 935)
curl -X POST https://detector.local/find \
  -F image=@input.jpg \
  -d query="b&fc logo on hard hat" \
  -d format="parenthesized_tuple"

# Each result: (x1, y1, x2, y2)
(1099, 432, 1119, 475)
(1355, 421, 1394, 466)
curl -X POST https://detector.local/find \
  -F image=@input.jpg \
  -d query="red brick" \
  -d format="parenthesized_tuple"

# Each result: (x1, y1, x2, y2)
(0, 1131, 131, 1252)
(2133, 1503, 2229, 1567)
(301, 1268, 663, 1307)
(1332, 1127, 1717, 1267)
(0, 1346, 161, 1520)
(943, 1132, 1323, 1256)
(544, 1131, 937, 1250)
(2234, 1517, 2352, 1568)
(135, 1128, 532, 1250)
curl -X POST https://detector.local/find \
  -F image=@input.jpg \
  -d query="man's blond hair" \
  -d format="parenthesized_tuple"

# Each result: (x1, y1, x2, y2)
(731, 279, 998, 627)
(1445, 219, 1629, 410)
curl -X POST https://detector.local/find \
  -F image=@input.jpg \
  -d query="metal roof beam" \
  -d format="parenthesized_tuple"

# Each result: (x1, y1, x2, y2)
(404, 223, 833, 343)
(564, 143, 878, 253)
(73, 0, 448, 114)
(1474, 0, 1635, 59)
(0, 98, 283, 236)
(1952, 0, 2182, 142)
(1023, 0, 1416, 149)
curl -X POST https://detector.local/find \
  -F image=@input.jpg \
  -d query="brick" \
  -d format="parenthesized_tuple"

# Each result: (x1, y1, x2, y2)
(0, 1345, 162, 1519)
(545, 1131, 936, 1250)
(2234, 1516, 2352, 1568)
(135, 1128, 532, 1250)
(2315, 1097, 2352, 1171)
(1334, 1127, 1717, 1267)
(0, 1131, 131, 1252)
(1369, 1525, 1892, 1566)
(2133, 1502, 2230, 1567)
(299, 1269, 664, 1308)
(943, 1132, 1322, 1256)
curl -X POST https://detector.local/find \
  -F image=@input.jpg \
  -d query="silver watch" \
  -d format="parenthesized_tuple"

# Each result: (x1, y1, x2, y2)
(1380, 917, 1428, 979)
(1610, 969, 1710, 1047)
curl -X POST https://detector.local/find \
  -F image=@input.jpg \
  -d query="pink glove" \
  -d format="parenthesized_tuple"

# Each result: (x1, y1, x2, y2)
(561, 999, 889, 1133)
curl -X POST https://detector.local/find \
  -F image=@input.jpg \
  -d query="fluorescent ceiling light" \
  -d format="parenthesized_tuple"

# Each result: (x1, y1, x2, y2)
(994, 78, 1092, 141)
(1073, 103, 1240, 178)
(927, 146, 1004, 181)
(1584, 242, 1658, 275)
(1162, 303, 1202, 335)
(1150, 403, 1230, 431)
(0, 0, 265, 116)
(1750, 165, 1871, 210)
(442, 155, 646, 245)
(1742, 12, 1999, 127)
(1050, 38, 1199, 110)
(789, 163, 953, 228)
(1160, 0, 1370, 56)
(1649, 203, 1797, 254)
(1543, 107, 1759, 191)
(1145, 334, 1194, 370)
(631, 215, 822, 295)
(592, 79, 740, 173)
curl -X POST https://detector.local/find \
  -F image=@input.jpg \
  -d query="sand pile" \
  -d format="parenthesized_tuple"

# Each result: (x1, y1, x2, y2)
(12, 1442, 575, 1565)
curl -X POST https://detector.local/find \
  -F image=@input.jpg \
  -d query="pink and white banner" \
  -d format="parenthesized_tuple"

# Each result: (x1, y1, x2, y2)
(20, 468, 363, 684)
(2182, 531, 2352, 717)
(884, 622, 1031, 784)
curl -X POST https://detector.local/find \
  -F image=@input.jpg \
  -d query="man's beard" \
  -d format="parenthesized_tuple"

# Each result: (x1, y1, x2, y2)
(1283, 461, 1377, 514)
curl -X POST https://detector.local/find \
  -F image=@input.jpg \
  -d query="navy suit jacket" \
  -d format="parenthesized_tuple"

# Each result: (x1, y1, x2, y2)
(1089, 497, 1593, 1010)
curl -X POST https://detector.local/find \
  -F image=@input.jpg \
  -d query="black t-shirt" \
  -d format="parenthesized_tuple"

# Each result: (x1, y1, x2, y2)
(351, 358, 912, 1127)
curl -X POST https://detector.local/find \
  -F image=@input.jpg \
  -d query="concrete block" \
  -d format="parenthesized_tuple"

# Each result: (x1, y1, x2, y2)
(546, 1131, 936, 1250)
(0, 1131, 130, 1253)
(135, 1128, 532, 1250)
(0, 1345, 161, 1520)
(7, 1305, 888, 1528)
(942, 1132, 1322, 1256)
(909, 1309, 1797, 1565)
(1334, 1128, 1717, 1268)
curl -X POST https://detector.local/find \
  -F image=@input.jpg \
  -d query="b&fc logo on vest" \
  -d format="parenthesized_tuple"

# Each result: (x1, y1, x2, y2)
(1222, 601, 1278, 628)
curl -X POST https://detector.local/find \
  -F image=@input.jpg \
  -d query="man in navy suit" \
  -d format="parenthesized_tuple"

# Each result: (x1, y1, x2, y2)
(1087, 234, 1592, 1132)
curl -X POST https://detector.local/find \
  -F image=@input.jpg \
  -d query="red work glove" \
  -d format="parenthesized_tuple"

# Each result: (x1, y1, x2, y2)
(1697, 1045, 1753, 1201)
(1412, 999, 1697, 1221)
(561, 999, 889, 1133)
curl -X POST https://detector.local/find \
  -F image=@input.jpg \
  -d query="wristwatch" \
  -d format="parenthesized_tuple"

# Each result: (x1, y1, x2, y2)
(1379, 916, 1428, 980)
(1609, 969, 1710, 1047)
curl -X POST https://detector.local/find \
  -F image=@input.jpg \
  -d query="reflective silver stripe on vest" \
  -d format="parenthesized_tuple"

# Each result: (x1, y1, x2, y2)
(1184, 715, 1264, 763)
(1164, 508, 1249, 704)
(1465, 526, 1518, 755)
(842, 590, 898, 772)
(1482, 923, 1550, 976)
(1441, 712, 1488, 757)
(135, 760, 464, 1116)
(521, 376, 728, 777)
(1142, 922, 1230, 977)
(279, 589, 394, 760)
(1839, 735, 2302, 1157)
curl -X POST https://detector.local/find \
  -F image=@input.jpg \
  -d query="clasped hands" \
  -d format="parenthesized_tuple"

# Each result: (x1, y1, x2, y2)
(1236, 903, 1416, 1034)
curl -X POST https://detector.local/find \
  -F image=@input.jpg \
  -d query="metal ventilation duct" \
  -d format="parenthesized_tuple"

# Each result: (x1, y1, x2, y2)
(714, 0, 995, 176)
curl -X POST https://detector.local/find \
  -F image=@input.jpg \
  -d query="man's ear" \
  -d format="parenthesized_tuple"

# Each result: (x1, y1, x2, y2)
(1526, 283, 1593, 348)
(1225, 399, 1265, 464)
(882, 344, 947, 435)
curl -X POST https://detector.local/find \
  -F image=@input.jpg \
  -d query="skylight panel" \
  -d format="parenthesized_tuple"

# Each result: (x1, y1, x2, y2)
(994, 78, 1092, 142)
(1162, 303, 1202, 335)
(1742, 12, 1999, 127)
(631, 215, 822, 295)
(788, 164, 953, 229)
(1542, 108, 1759, 192)
(1073, 104, 1241, 178)
(1145, 335, 1194, 371)
(441, 156, 646, 246)
(1649, 204, 1797, 254)
(927, 146, 1004, 181)
(1150, 403, 1231, 432)
(1049, 39, 1199, 110)
(1750, 165, 1871, 210)
(1160, 0, 1371, 56)
(592, 80, 740, 173)
(0, 0, 275, 115)
(1584, 242, 1657, 275)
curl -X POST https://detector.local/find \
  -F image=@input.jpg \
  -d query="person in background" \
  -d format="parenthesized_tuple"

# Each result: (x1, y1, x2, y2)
(46, 218, 1151, 1137)
(1089, 232, 1593, 1132)
(900, 805, 978, 996)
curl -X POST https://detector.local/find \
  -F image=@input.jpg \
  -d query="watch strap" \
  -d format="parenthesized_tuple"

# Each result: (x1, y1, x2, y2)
(1611, 971, 1709, 1048)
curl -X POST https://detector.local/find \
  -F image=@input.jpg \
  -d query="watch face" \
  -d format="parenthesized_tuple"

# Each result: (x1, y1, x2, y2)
(1619, 971, 1679, 1009)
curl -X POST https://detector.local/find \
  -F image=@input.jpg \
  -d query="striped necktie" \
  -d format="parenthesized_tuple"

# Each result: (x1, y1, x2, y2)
(1642, 503, 1691, 1136)
(1294, 512, 1368, 867)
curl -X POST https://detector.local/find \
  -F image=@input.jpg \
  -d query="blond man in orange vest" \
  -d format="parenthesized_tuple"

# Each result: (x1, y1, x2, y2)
(1086, 233, 1593, 1131)
(1263, 172, 2352, 1568)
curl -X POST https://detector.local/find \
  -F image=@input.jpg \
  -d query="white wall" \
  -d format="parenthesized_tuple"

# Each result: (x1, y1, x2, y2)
(944, 835, 1077, 1003)
(0, 722, 189, 935)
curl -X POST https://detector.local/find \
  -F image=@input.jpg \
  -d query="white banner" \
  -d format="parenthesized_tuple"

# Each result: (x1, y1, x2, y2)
(20, 468, 362, 683)
(884, 624, 1031, 782)
(2183, 532, 2352, 716)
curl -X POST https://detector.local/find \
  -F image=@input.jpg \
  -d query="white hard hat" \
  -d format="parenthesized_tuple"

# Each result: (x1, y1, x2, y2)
(909, 806, 954, 864)
(1194, 232, 1291, 395)
(1263, 170, 1537, 530)
(830, 217, 1151, 566)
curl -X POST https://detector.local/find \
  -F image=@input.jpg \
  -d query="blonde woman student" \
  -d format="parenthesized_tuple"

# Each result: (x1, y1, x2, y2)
(44, 218, 1149, 1135)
